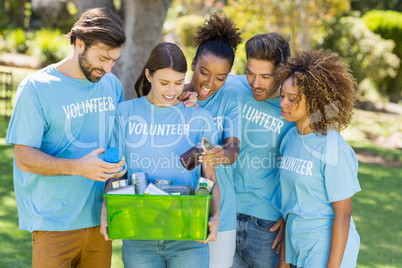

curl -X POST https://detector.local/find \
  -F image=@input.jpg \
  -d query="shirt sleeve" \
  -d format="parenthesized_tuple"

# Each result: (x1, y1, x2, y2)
(6, 80, 47, 148)
(324, 141, 361, 203)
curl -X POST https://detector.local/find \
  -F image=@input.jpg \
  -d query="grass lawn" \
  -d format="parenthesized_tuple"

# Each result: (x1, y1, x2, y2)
(0, 65, 401, 267)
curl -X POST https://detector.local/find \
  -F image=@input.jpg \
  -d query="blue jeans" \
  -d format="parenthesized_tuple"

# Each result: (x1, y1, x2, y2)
(122, 240, 209, 268)
(232, 213, 279, 268)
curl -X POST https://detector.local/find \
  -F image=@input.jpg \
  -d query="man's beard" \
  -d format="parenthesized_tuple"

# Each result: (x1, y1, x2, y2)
(78, 49, 104, 83)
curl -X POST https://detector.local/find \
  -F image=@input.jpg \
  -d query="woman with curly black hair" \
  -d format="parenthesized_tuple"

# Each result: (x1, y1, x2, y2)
(277, 50, 361, 268)
(184, 13, 242, 268)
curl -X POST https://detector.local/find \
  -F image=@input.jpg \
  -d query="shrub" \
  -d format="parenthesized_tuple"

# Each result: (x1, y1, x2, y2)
(5, 28, 29, 54)
(175, 15, 205, 47)
(316, 16, 400, 102)
(362, 10, 402, 56)
(29, 28, 71, 66)
(362, 10, 402, 102)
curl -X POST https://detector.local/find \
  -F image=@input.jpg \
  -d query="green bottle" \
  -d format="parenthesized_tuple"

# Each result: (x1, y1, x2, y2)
(195, 183, 210, 195)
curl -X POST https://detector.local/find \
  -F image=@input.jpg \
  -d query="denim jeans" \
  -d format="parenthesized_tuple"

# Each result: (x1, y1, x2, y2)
(122, 240, 209, 268)
(232, 213, 279, 268)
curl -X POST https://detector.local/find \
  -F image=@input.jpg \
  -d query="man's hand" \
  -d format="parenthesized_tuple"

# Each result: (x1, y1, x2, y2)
(74, 148, 122, 182)
(271, 217, 284, 254)
(177, 91, 199, 107)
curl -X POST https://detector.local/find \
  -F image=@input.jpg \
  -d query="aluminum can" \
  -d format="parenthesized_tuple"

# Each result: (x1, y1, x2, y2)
(129, 172, 149, 195)
(111, 179, 129, 189)
(154, 179, 172, 188)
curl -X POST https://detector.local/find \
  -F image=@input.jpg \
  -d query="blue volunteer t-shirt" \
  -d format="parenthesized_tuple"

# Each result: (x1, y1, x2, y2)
(110, 96, 216, 187)
(197, 85, 242, 231)
(280, 127, 361, 268)
(6, 64, 124, 232)
(224, 75, 294, 221)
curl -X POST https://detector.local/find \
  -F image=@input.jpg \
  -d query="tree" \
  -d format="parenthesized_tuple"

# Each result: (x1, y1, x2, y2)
(31, 0, 172, 100)
(225, 0, 350, 52)
(0, 0, 27, 29)
(71, 0, 116, 14)
(114, 0, 173, 100)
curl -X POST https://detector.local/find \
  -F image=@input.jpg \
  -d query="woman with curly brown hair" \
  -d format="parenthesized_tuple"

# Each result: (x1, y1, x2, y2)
(277, 50, 361, 268)
(184, 13, 242, 267)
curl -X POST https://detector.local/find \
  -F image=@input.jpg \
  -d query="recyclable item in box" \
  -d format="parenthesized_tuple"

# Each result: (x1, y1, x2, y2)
(107, 185, 136, 195)
(130, 172, 149, 194)
(144, 183, 170, 195)
(195, 177, 215, 195)
(154, 179, 172, 188)
(104, 194, 212, 240)
(160, 184, 194, 195)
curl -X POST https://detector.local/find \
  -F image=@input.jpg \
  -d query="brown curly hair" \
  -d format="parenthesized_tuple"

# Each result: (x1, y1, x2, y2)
(277, 50, 357, 135)
(193, 13, 242, 68)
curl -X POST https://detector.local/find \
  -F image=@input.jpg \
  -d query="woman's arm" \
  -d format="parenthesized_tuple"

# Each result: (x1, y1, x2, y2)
(199, 137, 240, 166)
(327, 198, 352, 268)
(200, 163, 221, 244)
(277, 220, 290, 268)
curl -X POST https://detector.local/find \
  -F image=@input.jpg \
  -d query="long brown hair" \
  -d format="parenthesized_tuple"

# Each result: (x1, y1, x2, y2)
(135, 42, 187, 97)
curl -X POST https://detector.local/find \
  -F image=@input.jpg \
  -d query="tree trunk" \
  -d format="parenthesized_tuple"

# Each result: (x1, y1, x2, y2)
(297, 0, 311, 51)
(113, 0, 173, 100)
(17, 0, 26, 28)
(31, 0, 70, 28)
(71, 0, 116, 15)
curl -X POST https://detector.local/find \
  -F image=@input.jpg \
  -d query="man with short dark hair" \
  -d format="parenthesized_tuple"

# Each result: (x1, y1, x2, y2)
(6, 8, 126, 267)
(224, 33, 295, 268)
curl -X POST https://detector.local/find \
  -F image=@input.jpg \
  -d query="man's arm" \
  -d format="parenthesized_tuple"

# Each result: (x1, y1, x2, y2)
(14, 144, 122, 182)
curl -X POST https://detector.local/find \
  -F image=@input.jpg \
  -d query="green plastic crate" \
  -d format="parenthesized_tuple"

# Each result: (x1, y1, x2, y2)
(104, 194, 212, 240)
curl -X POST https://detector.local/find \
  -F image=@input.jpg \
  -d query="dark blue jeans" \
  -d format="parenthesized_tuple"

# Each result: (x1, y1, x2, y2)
(232, 213, 279, 268)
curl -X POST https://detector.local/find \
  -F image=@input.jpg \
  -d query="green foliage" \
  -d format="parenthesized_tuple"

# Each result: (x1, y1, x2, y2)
(351, 0, 402, 15)
(4, 28, 29, 54)
(362, 10, 402, 102)
(233, 42, 247, 75)
(363, 10, 402, 57)
(224, 0, 350, 51)
(316, 16, 400, 102)
(174, 15, 205, 47)
(29, 29, 71, 66)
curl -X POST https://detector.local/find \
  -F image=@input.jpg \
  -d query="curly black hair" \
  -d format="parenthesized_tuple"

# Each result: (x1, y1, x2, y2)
(277, 50, 357, 135)
(193, 13, 242, 69)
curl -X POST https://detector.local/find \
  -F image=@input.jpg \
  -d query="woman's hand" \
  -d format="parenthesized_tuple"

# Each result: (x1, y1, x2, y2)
(100, 198, 112, 241)
(197, 215, 220, 244)
(177, 91, 199, 107)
